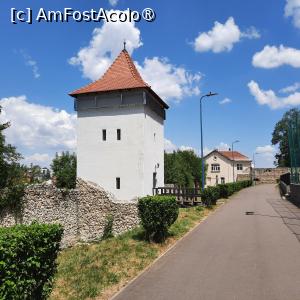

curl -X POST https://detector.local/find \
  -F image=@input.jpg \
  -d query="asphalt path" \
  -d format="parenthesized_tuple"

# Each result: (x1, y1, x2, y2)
(113, 184, 300, 300)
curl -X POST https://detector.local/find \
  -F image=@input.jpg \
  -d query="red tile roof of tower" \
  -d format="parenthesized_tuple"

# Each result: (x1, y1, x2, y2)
(69, 49, 168, 109)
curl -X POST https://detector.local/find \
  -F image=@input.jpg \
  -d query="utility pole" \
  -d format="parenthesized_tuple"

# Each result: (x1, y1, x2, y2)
(231, 140, 240, 182)
(200, 92, 218, 190)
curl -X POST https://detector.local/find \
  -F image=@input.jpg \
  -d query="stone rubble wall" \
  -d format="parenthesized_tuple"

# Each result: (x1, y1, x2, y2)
(254, 168, 290, 184)
(237, 168, 290, 184)
(0, 179, 139, 247)
(236, 174, 251, 181)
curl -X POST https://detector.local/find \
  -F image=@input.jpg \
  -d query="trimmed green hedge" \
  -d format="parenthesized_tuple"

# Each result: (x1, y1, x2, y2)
(202, 180, 252, 207)
(138, 195, 179, 242)
(0, 223, 63, 299)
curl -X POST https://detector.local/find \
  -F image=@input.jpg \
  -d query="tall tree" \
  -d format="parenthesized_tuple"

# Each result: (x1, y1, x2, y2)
(51, 152, 77, 189)
(0, 106, 25, 209)
(164, 150, 203, 188)
(272, 108, 300, 167)
(0, 106, 23, 189)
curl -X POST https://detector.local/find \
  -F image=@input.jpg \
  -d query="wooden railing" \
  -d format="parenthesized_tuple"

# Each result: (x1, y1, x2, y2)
(153, 187, 202, 205)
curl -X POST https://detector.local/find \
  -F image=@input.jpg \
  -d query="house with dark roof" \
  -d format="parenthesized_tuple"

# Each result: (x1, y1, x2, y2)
(69, 48, 168, 200)
(204, 149, 252, 186)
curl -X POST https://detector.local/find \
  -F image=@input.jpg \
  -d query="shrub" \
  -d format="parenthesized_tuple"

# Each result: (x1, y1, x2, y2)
(102, 214, 114, 240)
(226, 183, 236, 196)
(218, 184, 229, 198)
(0, 223, 63, 299)
(138, 195, 179, 242)
(201, 180, 252, 207)
(201, 186, 220, 207)
(51, 152, 76, 189)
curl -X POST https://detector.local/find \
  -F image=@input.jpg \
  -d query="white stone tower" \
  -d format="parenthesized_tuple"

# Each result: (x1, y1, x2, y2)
(70, 49, 168, 201)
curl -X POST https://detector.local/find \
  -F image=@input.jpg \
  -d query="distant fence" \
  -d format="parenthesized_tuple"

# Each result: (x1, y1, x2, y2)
(153, 187, 202, 205)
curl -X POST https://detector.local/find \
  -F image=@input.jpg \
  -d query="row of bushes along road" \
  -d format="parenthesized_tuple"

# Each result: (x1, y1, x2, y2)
(201, 180, 253, 206)
(138, 180, 252, 242)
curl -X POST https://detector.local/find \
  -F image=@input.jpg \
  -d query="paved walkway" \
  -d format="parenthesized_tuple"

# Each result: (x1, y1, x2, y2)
(113, 185, 300, 300)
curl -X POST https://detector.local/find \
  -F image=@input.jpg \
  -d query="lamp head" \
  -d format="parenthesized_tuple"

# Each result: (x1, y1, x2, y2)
(206, 92, 218, 97)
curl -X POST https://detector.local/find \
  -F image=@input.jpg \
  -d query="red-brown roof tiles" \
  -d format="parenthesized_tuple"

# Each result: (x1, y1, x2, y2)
(219, 151, 250, 161)
(70, 49, 149, 96)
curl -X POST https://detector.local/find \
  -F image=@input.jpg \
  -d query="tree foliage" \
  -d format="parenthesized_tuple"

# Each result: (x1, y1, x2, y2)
(271, 108, 300, 167)
(164, 150, 203, 188)
(0, 106, 26, 210)
(26, 164, 51, 184)
(51, 151, 77, 189)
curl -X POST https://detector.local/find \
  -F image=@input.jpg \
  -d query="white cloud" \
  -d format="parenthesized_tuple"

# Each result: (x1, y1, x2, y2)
(285, 0, 300, 28)
(109, 0, 119, 6)
(255, 145, 276, 167)
(20, 50, 40, 79)
(69, 11, 201, 101)
(179, 145, 197, 153)
(0, 96, 76, 164)
(248, 80, 300, 109)
(241, 26, 261, 39)
(69, 15, 142, 81)
(219, 98, 232, 105)
(252, 45, 300, 68)
(256, 145, 275, 155)
(193, 17, 260, 53)
(202, 142, 230, 156)
(217, 142, 230, 150)
(23, 153, 51, 166)
(280, 82, 300, 93)
(164, 139, 198, 154)
(136, 58, 201, 101)
(203, 147, 212, 156)
(164, 139, 177, 153)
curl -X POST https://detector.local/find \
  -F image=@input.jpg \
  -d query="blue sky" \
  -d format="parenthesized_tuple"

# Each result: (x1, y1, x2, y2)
(0, 0, 300, 167)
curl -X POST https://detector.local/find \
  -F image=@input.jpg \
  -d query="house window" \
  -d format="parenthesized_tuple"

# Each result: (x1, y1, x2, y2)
(116, 177, 120, 189)
(102, 129, 106, 141)
(216, 175, 219, 185)
(117, 129, 121, 140)
(237, 163, 243, 171)
(221, 177, 225, 184)
(211, 164, 220, 172)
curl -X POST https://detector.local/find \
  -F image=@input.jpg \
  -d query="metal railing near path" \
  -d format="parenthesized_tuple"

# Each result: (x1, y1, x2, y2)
(153, 187, 202, 205)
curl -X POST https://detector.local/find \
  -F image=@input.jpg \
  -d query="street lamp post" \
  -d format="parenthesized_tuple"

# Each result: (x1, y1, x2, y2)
(253, 152, 261, 185)
(200, 92, 218, 191)
(231, 140, 240, 182)
(252, 153, 256, 184)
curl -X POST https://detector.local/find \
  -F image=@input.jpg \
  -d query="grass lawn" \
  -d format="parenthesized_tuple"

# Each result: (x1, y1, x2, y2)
(50, 201, 225, 300)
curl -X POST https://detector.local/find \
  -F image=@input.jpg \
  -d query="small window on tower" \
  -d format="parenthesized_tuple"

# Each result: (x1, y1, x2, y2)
(117, 129, 121, 140)
(116, 177, 120, 189)
(102, 129, 106, 141)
